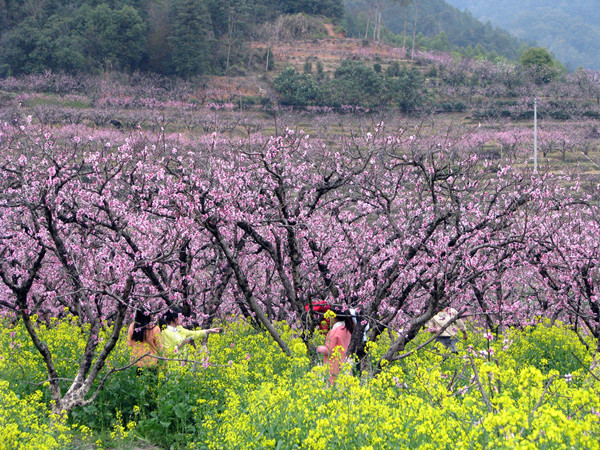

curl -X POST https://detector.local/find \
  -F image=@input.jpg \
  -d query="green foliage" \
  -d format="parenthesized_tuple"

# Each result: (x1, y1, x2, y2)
(272, 59, 429, 111)
(168, 0, 211, 79)
(0, 381, 74, 449)
(0, 0, 291, 76)
(275, 0, 344, 20)
(273, 67, 321, 106)
(303, 58, 313, 74)
(502, 320, 593, 376)
(315, 59, 325, 79)
(329, 60, 383, 107)
(0, 2, 145, 75)
(40, 15, 88, 74)
(428, 31, 452, 52)
(383, 65, 427, 112)
(520, 47, 558, 84)
(439, 100, 467, 112)
(84, 4, 146, 71)
(520, 47, 555, 68)
(1, 18, 47, 76)
(344, 0, 523, 60)
(386, 62, 400, 77)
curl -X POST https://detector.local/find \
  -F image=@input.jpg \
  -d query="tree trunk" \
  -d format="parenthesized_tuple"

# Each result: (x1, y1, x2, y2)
(411, 0, 418, 60)
(225, 9, 234, 73)
(402, 3, 408, 51)
(205, 220, 292, 357)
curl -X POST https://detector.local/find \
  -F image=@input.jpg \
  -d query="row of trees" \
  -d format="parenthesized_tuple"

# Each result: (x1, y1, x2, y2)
(2, 117, 600, 415)
(270, 49, 594, 113)
(0, 0, 344, 77)
(273, 60, 427, 110)
(0, 46, 597, 120)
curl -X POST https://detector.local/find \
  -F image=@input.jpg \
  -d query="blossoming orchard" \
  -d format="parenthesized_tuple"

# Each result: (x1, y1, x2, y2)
(1, 71, 600, 448)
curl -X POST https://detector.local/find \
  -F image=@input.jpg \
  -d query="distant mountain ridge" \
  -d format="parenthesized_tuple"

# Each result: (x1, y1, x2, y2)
(444, 0, 600, 70)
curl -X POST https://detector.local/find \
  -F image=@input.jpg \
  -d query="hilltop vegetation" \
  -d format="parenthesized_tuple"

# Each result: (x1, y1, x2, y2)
(1, 0, 530, 78)
(0, 0, 343, 77)
(1, 0, 579, 119)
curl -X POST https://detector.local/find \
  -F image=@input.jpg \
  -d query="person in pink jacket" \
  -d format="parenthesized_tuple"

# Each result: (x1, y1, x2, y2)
(317, 309, 354, 384)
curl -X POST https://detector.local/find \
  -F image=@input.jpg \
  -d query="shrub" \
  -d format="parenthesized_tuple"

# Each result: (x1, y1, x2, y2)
(384, 66, 427, 112)
(440, 100, 467, 112)
(273, 67, 321, 107)
(386, 61, 401, 77)
(326, 60, 383, 108)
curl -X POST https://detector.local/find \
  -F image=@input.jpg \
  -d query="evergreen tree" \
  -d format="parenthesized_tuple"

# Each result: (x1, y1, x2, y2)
(83, 4, 145, 71)
(276, 0, 344, 20)
(168, 0, 211, 78)
(0, 17, 45, 75)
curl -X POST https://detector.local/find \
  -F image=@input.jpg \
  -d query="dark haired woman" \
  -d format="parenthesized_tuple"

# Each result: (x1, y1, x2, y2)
(161, 307, 221, 357)
(317, 310, 354, 384)
(127, 310, 162, 369)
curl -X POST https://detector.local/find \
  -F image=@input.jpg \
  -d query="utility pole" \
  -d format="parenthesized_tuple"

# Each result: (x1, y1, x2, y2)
(534, 97, 538, 172)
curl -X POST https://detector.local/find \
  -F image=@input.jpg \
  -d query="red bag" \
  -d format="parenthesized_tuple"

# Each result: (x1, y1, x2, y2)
(305, 301, 331, 332)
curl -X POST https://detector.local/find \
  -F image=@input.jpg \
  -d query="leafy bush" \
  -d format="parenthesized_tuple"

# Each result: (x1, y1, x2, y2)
(270, 60, 428, 111)
(327, 60, 383, 108)
(440, 100, 468, 112)
(386, 61, 401, 77)
(273, 67, 322, 107)
(383, 66, 427, 112)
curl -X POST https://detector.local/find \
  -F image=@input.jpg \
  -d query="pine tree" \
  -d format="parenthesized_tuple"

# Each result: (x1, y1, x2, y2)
(168, 0, 211, 79)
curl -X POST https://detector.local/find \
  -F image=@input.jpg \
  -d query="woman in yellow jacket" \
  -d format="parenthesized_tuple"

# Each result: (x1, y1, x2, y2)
(161, 308, 221, 357)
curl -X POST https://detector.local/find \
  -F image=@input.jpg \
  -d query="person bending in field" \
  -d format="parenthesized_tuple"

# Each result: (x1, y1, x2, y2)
(426, 306, 467, 354)
(127, 310, 162, 372)
(317, 309, 354, 384)
(161, 307, 221, 358)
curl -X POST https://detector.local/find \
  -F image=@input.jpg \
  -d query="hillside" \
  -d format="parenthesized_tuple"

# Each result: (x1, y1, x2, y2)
(344, 0, 525, 60)
(0, 0, 530, 78)
(0, 0, 345, 77)
(1, 0, 598, 127)
(445, 0, 600, 70)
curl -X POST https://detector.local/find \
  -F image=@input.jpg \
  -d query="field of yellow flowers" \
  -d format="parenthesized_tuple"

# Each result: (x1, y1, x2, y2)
(1, 316, 599, 449)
